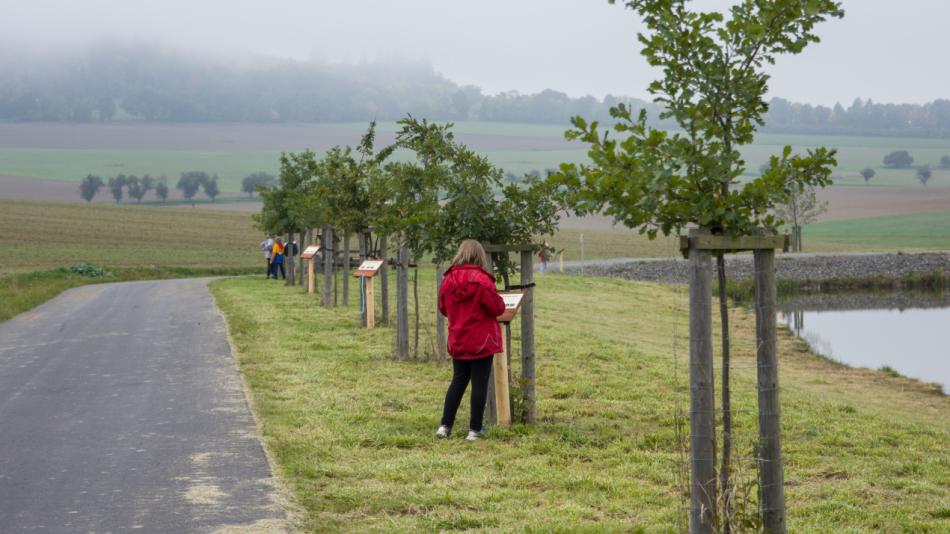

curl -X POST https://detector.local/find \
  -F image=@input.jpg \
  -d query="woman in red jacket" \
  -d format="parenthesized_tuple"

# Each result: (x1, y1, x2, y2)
(436, 240, 505, 441)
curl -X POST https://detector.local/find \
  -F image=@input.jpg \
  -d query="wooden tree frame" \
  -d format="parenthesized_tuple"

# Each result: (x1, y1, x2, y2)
(479, 243, 538, 427)
(680, 229, 789, 534)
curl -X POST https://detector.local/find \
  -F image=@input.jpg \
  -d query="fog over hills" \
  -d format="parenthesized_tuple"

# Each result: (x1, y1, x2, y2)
(2, 43, 950, 139)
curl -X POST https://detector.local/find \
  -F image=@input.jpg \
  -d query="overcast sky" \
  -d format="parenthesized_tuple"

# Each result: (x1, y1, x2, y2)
(2, 0, 946, 105)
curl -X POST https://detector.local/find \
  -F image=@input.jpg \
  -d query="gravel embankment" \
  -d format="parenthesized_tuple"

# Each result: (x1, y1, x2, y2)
(569, 252, 950, 285)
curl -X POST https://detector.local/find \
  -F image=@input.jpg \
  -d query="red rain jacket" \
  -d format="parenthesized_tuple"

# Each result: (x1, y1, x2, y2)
(438, 264, 505, 360)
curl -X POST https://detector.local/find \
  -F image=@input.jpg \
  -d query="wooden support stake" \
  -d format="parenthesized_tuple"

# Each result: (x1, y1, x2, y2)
(322, 226, 334, 308)
(520, 249, 536, 425)
(365, 276, 375, 330)
(754, 248, 786, 534)
(493, 333, 511, 426)
(395, 242, 409, 360)
(380, 235, 389, 326)
(343, 233, 350, 306)
(435, 264, 446, 359)
(307, 258, 315, 295)
(559, 251, 564, 273)
(484, 253, 496, 426)
(688, 228, 717, 534)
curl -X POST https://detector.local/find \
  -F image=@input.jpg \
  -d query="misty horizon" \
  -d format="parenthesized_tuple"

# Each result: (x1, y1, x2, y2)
(3, 0, 950, 106)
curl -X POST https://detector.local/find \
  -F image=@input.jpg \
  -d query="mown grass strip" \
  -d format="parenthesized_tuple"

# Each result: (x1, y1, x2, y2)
(211, 272, 949, 533)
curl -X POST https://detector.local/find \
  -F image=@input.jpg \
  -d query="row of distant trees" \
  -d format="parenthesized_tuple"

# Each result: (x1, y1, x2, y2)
(79, 171, 222, 204)
(7, 44, 950, 138)
(857, 151, 950, 186)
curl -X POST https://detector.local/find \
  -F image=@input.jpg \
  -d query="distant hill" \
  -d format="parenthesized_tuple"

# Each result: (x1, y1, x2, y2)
(3, 43, 950, 138)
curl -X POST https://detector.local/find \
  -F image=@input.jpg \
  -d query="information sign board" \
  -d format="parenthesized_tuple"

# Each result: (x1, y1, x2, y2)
(301, 245, 321, 260)
(353, 259, 384, 277)
(497, 291, 524, 323)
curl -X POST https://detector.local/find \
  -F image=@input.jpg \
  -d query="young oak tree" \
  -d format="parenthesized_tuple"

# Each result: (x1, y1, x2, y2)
(773, 183, 828, 252)
(555, 1, 842, 530)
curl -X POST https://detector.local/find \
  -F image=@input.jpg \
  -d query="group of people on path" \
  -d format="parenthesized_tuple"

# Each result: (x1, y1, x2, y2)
(260, 234, 297, 279)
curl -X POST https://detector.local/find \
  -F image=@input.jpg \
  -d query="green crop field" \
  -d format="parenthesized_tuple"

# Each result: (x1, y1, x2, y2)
(210, 270, 949, 532)
(0, 199, 264, 275)
(804, 210, 950, 250)
(5, 123, 950, 192)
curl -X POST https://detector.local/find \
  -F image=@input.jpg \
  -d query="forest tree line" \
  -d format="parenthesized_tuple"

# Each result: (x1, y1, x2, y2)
(4, 44, 950, 138)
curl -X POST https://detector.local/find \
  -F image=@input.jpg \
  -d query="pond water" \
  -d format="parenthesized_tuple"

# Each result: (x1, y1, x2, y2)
(777, 291, 950, 394)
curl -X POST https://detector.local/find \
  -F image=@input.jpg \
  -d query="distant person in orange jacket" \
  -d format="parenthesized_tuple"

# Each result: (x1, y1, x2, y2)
(270, 237, 285, 280)
(436, 239, 505, 441)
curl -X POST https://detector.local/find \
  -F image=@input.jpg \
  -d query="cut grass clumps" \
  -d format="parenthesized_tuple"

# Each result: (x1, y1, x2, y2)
(210, 271, 949, 533)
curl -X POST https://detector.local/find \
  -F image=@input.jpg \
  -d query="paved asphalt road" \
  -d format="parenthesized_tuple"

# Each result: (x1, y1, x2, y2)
(0, 279, 287, 533)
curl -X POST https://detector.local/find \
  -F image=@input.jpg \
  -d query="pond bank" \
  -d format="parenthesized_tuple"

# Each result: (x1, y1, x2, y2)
(568, 252, 950, 291)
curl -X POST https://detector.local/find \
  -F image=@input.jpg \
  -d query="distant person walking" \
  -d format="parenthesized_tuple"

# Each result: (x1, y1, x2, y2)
(436, 240, 505, 441)
(261, 234, 275, 278)
(270, 237, 286, 280)
(539, 240, 554, 273)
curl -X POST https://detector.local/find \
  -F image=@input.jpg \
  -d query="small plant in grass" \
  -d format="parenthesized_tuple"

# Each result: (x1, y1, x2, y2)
(67, 263, 112, 278)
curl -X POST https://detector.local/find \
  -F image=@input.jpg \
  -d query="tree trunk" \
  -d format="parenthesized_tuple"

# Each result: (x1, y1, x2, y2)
(395, 242, 409, 360)
(322, 226, 334, 308)
(359, 233, 367, 326)
(717, 252, 733, 534)
(380, 235, 389, 326)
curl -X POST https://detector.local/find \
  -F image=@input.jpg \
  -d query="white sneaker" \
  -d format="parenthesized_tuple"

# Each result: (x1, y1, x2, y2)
(465, 430, 483, 441)
(435, 425, 451, 438)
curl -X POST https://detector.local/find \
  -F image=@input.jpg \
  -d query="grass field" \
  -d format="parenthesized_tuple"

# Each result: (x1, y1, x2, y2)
(209, 270, 949, 532)
(0, 199, 263, 275)
(4, 123, 950, 192)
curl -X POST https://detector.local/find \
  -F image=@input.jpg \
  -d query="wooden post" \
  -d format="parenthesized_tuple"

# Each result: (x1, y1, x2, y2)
(297, 230, 304, 286)
(484, 253, 496, 426)
(343, 233, 351, 306)
(285, 232, 295, 286)
(580, 233, 585, 275)
(688, 228, 717, 534)
(435, 264, 446, 359)
(365, 276, 375, 330)
(307, 258, 315, 295)
(380, 235, 389, 326)
(359, 234, 367, 327)
(396, 242, 409, 360)
(520, 249, 536, 424)
(493, 333, 511, 426)
(322, 226, 334, 308)
(559, 251, 564, 273)
(754, 248, 786, 534)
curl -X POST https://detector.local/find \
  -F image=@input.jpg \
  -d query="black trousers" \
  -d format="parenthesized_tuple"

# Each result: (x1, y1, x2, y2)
(440, 356, 494, 432)
(266, 259, 273, 277)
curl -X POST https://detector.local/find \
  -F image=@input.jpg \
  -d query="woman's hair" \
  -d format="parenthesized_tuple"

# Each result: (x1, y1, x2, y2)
(451, 239, 488, 270)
